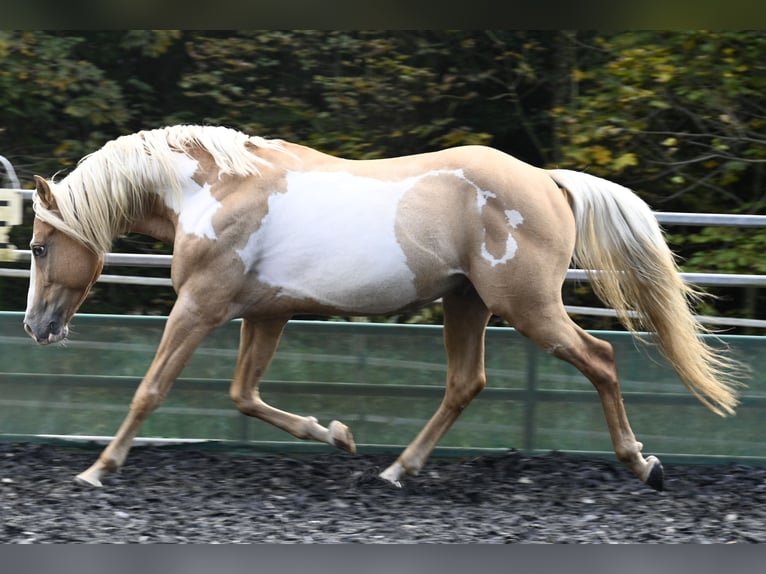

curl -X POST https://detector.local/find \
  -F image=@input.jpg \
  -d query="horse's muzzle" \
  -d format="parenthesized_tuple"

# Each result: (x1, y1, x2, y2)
(23, 319, 68, 345)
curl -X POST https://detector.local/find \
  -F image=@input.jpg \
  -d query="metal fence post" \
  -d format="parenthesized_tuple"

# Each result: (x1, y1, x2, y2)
(524, 338, 538, 452)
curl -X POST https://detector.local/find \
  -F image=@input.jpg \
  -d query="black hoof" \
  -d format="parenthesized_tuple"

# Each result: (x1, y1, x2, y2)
(645, 459, 665, 491)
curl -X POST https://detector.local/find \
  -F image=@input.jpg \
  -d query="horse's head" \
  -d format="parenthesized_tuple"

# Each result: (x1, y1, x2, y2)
(23, 176, 104, 345)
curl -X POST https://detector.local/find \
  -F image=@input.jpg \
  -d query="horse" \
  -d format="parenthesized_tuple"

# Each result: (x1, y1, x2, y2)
(23, 125, 744, 491)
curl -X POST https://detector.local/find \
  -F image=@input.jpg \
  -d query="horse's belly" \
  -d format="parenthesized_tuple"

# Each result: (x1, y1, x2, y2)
(255, 257, 420, 313)
(236, 170, 430, 313)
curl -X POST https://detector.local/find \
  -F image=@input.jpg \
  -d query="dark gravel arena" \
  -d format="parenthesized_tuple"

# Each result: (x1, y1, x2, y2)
(1, 441, 766, 544)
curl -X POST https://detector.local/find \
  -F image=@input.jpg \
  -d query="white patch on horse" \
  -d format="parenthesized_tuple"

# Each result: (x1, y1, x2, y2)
(163, 153, 221, 240)
(237, 170, 460, 312)
(480, 209, 525, 267)
(476, 188, 496, 210)
(177, 182, 219, 239)
(505, 209, 524, 229)
(466, 172, 526, 267)
(24, 257, 37, 321)
(459, 176, 524, 267)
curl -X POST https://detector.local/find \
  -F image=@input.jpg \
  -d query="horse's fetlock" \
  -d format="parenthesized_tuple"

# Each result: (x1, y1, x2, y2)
(614, 441, 642, 465)
(101, 456, 120, 473)
(231, 394, 255, 415)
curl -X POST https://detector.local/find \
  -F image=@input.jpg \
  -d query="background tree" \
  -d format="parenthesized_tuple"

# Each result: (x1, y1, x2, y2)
(551, 31, 766, 322)
(0, 31, 130, 175)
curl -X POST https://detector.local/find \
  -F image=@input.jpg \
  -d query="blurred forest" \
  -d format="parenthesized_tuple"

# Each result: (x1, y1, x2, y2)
(1, 30, 765, 329)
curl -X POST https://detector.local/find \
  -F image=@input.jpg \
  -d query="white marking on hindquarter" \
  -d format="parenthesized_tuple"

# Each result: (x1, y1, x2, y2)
(480, 209, 525, 267)
(466, 174, 526, 267)
(476, 188, 496, 210)
(162, 153, 221, 240)
(237, 170, 460, 312)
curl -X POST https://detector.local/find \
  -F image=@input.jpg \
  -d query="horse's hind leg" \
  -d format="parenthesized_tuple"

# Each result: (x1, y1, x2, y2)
(229, 318, 355, 453)
(379, 286, 492, 486)
(508, 304, 665, 490)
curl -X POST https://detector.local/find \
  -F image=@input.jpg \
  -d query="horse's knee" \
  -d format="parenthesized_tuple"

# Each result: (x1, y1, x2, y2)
(445, 374, 486, 411)
(130, 387, 163, 417)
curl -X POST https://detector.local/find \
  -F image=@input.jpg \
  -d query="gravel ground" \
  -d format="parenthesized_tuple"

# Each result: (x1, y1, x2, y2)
(1, 441, 765, 543)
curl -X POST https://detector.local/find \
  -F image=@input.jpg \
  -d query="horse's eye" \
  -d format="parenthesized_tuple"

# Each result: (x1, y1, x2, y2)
(31, 245, 47, 258)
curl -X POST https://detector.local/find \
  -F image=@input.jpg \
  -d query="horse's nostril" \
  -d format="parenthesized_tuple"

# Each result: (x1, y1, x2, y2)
(48, 321, 58, 334)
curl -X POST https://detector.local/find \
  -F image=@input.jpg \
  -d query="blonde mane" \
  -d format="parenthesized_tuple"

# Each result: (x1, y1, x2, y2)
(33, 125, 283, 253)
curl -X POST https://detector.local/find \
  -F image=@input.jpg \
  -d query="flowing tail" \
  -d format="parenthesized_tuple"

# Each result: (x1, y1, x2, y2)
(548, 169, 745, 416)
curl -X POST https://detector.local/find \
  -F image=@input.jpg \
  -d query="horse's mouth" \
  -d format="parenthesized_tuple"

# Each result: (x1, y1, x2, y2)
(23, 321, 69, 345)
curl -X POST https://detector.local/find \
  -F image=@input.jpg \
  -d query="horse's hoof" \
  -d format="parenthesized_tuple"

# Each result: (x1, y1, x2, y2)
(645, 456, 664, 491)
(74, 473, 103, 488)
(328, 420, 356, 454)
(379, 477, 402, 489)
(378, 461, 405, 488)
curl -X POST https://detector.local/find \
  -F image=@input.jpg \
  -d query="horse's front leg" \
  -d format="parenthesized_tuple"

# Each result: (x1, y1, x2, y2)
(230, 318, 355, 453)
(75, 296, 220, 487)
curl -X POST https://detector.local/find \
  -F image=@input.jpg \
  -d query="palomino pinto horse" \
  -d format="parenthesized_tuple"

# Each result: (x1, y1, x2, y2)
(24, 125, 742, 491)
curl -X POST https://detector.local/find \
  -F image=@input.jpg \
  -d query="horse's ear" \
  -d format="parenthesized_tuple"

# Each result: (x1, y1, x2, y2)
(34, 175, 55, 209)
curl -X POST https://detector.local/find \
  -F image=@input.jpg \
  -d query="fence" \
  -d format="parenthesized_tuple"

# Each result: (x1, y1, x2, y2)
(1, 311, 765, 463)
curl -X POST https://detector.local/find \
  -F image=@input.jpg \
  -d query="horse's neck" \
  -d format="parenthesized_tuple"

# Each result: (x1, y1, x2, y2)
(128, 197, 178, 245)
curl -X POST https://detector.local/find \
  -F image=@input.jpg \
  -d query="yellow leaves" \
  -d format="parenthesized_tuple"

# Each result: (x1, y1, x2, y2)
(590, 145, 612, 165)
(654, 68, 674, 83)
(550, 105, 565, 116)
(121, 30, 181, 58)
(437, 128, 493, 148)
(587, 148, 638, 172)
(561, 147, 638, 174)
(52, 78, 72, 91)
(612, 152, 638, 171)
